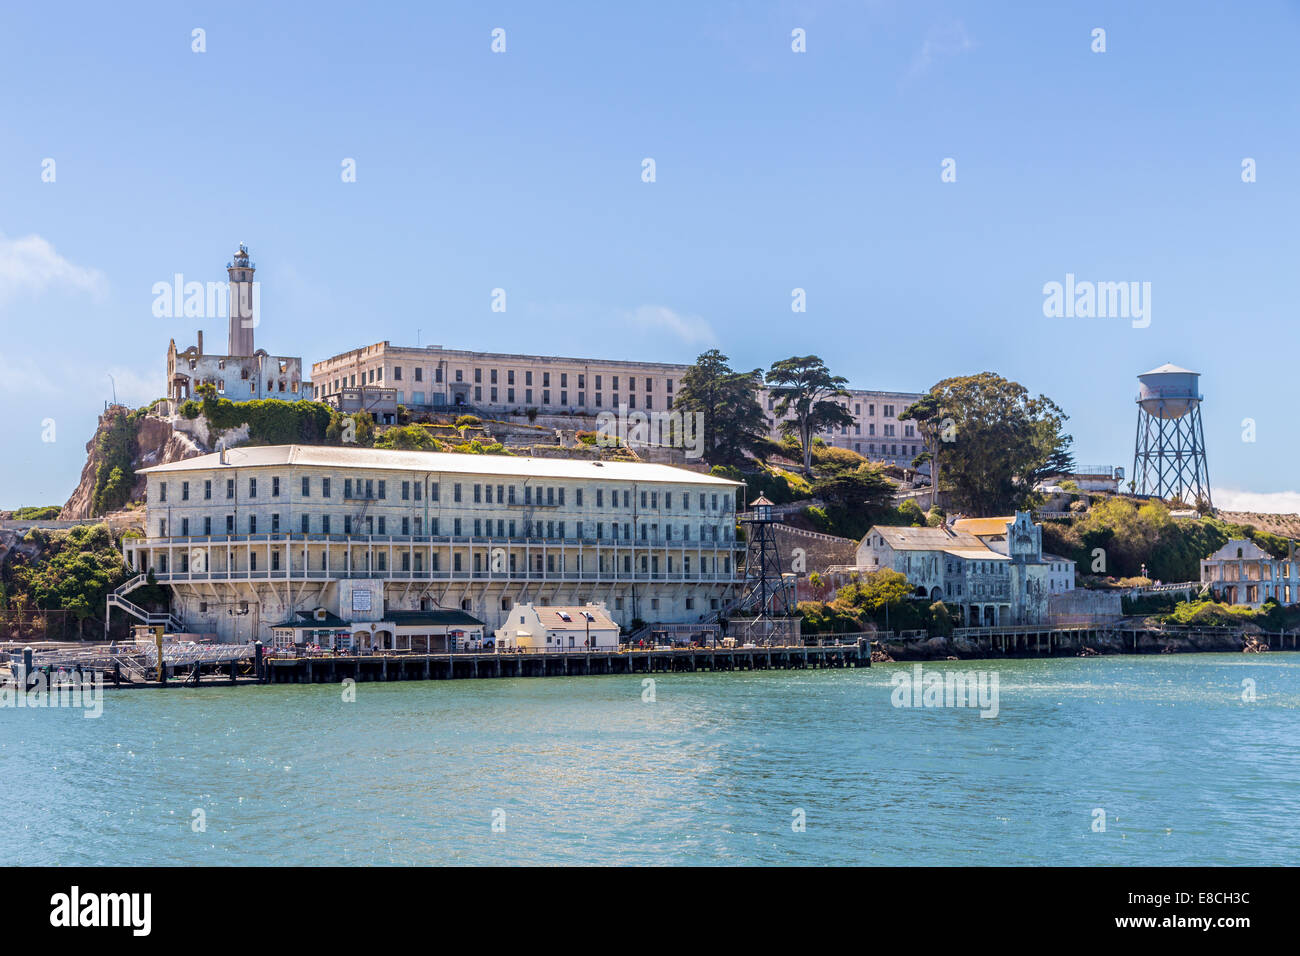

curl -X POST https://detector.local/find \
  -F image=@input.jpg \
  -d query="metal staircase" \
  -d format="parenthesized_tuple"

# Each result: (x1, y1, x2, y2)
(105, 574, 185, 636)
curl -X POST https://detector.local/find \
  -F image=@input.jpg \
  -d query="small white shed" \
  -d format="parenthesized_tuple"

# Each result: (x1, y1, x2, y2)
(495, 602, 621, 650)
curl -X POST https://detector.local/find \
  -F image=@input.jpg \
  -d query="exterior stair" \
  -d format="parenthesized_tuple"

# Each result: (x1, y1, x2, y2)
(105, 574, 184, 636)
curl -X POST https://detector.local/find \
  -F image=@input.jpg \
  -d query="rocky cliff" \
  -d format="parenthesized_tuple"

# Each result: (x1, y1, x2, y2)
(60, 408, 204, 519)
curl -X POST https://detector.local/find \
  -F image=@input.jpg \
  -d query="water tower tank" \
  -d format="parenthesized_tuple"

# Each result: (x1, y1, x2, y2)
(1137, 363, 1200, 420)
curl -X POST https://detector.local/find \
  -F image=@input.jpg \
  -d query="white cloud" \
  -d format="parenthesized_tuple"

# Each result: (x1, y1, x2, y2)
(905, 20, 975, 82)
(0, 231, 107, 305)
(1214, 488, 1300, 515)
(624, 305, 715, 345)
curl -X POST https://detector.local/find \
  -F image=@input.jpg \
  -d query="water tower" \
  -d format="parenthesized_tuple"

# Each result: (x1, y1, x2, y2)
(1132, 363, 1212, 508)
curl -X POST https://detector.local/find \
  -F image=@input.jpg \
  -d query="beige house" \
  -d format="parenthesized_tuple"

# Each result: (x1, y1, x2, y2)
(495, 602, 620, 650)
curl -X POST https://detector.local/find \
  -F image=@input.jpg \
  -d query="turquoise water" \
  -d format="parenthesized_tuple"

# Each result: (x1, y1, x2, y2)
(2, 654, 1298, 865)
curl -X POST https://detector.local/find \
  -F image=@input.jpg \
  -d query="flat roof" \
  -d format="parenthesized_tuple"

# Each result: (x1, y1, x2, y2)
(313, 341, 691, 373)
(136, 444, 743, 486)
(943, 548, 1007, 560)
(386, 610, 485, 628)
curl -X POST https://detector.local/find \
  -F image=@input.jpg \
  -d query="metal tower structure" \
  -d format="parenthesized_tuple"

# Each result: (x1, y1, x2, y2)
(731, 496, 800, 645)
(1132, 363, 1212, 509)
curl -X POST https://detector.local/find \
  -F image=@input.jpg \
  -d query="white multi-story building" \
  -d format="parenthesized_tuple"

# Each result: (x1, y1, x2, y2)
(312, 342, 687, 417)
(123, 445, 745, 643)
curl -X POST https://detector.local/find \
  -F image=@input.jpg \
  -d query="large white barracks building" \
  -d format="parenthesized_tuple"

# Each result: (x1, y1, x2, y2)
(124, 445, 744, 644)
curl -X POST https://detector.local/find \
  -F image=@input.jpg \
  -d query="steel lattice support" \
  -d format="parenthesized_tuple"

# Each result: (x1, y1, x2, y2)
(732, 513, 798, 643)
(1132, 402, 1212, 509)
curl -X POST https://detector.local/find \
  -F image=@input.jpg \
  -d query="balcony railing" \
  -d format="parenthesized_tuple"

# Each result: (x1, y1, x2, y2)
(143, 568, 741, 585)
(127, 532, 741, 550)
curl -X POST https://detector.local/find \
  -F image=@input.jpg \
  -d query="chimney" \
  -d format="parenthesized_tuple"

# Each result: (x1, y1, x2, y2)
(218, 440, 227, 465)
(196, 330, 203, 355)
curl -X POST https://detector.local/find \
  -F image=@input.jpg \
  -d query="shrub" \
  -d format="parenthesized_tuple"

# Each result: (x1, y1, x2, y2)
(198, 393, 334, 444)
(897, 499, 926, 526)
(810, 444, 867, 474)
(797, 600, 866, 634)
(373, 425, 442, 451)
(13, 506, 61, 520)
(447, 439, 511, 456)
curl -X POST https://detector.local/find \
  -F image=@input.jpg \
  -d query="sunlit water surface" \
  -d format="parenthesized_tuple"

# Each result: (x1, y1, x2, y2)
(2, 654, 1297, 865)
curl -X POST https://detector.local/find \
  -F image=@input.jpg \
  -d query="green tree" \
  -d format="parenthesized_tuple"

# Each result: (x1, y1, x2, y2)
(5, 524, 135, 637)
(810, 468, 895, 513)
(764, 356, 854, 475)
(902, 393, 950, 511)
(352, 411, 375, 447)
(837, 569, 914, 612)
(925, 372, 1073, 515)
(672, 349, 767, 464)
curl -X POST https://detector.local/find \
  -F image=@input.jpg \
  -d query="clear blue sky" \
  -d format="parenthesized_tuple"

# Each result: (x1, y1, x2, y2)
(2, 1, 1297, 511)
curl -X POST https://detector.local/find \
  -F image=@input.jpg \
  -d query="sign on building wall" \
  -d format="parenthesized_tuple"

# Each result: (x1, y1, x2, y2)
(352, 589, 372, 612)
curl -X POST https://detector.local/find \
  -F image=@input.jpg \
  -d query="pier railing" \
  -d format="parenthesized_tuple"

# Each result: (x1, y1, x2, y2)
(264, 641, 836, 659)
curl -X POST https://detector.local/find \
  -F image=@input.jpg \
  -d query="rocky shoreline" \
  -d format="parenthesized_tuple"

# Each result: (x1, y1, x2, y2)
(876, 627, 1288, 662)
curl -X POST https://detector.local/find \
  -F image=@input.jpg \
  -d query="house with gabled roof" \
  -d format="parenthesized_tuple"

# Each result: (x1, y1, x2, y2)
(495, 602, 620, 650)
(854, 512, 1076, 627)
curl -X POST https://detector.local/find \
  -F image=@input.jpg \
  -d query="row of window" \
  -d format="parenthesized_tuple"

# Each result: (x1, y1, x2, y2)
(386, 388, 667, 410)
(321, 366, 675, 397)
(157, 476, 733, 513)
(158, 513, 733, 541)
(154, 549, 731, 576)
(851, 443, 920, 458)
(766, 398, 909, 420)
(199, 594, 721, 616)
(832, 423, 913, 438)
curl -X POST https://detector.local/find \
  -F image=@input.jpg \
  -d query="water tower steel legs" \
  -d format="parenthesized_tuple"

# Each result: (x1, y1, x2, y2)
(1133, 403, 1212, 509)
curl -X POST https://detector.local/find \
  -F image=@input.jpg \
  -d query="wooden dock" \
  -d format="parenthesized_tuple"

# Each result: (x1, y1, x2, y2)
(265, 642, 870, 684)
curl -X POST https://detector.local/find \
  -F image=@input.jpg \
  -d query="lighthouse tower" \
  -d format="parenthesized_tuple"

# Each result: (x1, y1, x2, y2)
(227, 242, 256, 357)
